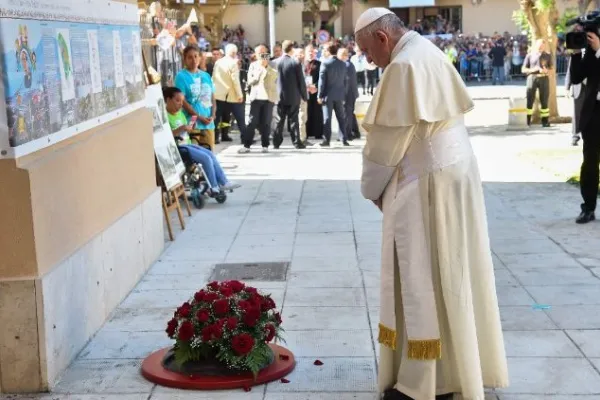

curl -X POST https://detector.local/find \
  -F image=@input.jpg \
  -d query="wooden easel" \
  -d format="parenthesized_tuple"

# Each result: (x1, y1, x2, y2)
(144, 54, 192, 241)
(157, 164, 192, 241)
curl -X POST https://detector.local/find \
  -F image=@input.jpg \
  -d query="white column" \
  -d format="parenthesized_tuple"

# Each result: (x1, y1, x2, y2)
(268, 0, 276, 56)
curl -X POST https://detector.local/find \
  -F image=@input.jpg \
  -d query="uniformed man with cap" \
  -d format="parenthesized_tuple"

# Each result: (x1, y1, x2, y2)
(522, 39, 553, 127)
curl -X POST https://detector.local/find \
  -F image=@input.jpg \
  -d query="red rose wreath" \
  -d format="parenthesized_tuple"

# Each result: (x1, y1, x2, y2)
(166, 280, 283, 376)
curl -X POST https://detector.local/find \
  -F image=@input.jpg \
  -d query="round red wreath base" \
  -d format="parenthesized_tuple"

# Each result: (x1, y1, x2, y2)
(141, 344, 295, 390)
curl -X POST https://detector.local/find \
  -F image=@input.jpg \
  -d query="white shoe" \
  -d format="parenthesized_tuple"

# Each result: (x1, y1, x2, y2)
(238, 147, 250, 154)
(221, 182, 241, 191)
(262, 147, 269, 153)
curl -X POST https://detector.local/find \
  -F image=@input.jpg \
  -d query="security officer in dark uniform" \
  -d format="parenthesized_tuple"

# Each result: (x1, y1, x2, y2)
(522, 39, 552, 127)
(569, 29, 600, 224)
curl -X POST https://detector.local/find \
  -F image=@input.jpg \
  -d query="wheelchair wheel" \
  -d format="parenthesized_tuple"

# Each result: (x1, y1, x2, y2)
(191, 189, 205, 209)
(215, 192, 227, 204)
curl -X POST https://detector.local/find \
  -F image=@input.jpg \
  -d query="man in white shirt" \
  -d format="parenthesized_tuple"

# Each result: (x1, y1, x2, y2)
(350, 47, 368, 95)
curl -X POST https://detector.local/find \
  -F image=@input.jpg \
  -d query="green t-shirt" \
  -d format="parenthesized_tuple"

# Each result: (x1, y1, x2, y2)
(167, 110, 191, 144)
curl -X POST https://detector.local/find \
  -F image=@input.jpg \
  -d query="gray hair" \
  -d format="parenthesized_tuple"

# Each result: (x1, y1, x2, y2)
(225, 43, 238, 57)
(255, 44, 268, 54)
(356, 14, 405, 41)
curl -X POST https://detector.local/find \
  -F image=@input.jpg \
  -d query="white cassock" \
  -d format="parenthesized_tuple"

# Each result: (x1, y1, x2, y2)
(360, 31, 509, 400)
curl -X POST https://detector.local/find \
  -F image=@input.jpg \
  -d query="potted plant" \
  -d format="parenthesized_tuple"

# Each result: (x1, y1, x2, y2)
(163, 280, 283, 377)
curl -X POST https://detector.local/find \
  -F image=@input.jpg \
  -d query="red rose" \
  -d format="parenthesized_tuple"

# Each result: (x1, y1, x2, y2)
(243, 308, 261, 327)
(201, 326, 212, 341)
(213, 299, 230, 315)
(220, 286, 234, 297)
(249, 295, 262, 307)
(274, 312, 282, 325)
(196, 309, 210, 323)
(265, 324, 276, 342)
(178, 321, 195, 342)
(231, 333, 255, 355)
(238, 300, 252, 311)
(201, 323, 223, 341)
(194, 290, 206, 302)
(208, 281, 220, 290)
(226, 317, 238, 330)
(261, 296, 276, 311)
(166, 318, 178, 338)
(227, 280, 245, 293)
(176, 302, 192, 318)
(245, 287, 258, 295)
(203, 292, 220, 302)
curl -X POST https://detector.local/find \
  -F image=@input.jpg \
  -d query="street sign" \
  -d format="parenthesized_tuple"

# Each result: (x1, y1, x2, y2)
(317, 29, 330, 44)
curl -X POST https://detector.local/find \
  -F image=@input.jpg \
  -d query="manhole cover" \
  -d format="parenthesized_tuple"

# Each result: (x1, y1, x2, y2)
(209, 262, 289, 282)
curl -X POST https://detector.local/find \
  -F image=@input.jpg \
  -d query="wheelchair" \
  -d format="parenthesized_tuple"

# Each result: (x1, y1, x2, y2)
(176, 139, 227, 209)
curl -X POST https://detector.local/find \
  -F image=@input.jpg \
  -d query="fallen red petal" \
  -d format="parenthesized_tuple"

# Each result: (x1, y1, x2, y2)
(280, 378, 290, 383)
(279, 354, 290, 361)
(243, 386, 251, 392)
(313, 359, 324, 366)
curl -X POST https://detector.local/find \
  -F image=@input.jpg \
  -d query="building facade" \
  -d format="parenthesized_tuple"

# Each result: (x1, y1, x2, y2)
(200, 0, 580, 45)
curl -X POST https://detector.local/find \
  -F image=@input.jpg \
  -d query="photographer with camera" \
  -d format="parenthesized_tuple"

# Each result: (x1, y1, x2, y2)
(522, 39, 552, 127)
(238, 45, 278, 153)
(567, 11, 600, 223)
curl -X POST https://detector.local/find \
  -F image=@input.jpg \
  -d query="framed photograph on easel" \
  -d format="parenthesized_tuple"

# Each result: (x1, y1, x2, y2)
(145, 83, 185, 190)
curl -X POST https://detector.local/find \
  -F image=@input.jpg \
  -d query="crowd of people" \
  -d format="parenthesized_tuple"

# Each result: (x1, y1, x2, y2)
(155, 38, 370, 200)
(167, 40, 370, 155)
(430, 32, 570, 83)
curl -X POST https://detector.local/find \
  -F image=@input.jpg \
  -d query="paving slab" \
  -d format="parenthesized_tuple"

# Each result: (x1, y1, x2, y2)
(499, 357, 600, 394)
(499, 306, 557, 331)
(7, 94, 600, 399)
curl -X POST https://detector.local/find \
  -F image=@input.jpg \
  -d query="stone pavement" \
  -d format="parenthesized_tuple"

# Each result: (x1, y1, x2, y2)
(4, 94, 600, 400)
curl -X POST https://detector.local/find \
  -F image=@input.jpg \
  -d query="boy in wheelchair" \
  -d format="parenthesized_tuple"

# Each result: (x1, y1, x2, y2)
(164, 86, 240, 196)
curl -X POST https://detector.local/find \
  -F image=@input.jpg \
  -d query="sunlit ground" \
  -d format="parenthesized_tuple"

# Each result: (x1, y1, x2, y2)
(219, 95, 578, 185)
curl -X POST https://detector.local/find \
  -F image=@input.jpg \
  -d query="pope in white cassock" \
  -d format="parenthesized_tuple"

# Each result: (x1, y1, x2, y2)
(354, 8, 509, 400)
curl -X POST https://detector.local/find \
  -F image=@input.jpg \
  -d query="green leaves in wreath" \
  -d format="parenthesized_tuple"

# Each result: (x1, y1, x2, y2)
(245, 343, 273, 378)
(173, 342, 210, 367)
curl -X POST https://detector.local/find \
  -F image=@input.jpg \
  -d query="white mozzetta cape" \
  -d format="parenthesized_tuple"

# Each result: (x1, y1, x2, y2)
(361, 31, 474, 201)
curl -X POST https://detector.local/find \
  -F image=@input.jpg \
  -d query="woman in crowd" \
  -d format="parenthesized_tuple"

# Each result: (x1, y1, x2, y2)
(175, 45, 218, 148)
(163, 86, 240, 194)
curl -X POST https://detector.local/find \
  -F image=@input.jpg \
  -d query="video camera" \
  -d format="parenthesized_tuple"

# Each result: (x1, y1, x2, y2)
(565, 10, 600, 49)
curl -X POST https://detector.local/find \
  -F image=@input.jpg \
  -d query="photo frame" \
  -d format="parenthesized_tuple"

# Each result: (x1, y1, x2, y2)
(145, 83, 185, 190)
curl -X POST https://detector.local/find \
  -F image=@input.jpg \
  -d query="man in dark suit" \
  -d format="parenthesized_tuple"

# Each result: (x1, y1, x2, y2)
(568, 31, 600, 224)
(305, 44, 323, 139)
(338, 47, 360, 141)
(274, 40, 307, 149)
(318, 42, 349, 146)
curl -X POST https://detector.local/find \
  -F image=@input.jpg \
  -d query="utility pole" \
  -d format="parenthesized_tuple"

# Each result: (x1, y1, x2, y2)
(268, 0, 275, 56)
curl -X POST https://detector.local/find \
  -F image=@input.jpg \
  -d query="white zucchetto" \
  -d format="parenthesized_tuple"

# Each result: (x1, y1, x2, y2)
(354, 8, 395, 34)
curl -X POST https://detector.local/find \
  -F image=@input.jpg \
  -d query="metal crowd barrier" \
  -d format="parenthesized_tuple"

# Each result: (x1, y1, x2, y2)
(455, 54, 569, 82)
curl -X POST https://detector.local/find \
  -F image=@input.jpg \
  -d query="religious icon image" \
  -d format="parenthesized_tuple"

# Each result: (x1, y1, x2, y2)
(57, 33, 72, 80)
(31, 51, 37, 71)
(13, 24, 34, 88)
(20, 49, 32, 88)
(56, 29, 76, 101)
